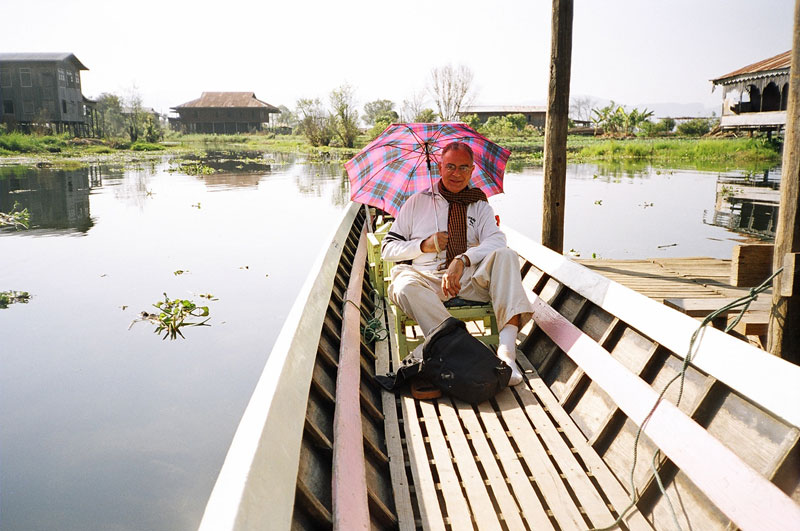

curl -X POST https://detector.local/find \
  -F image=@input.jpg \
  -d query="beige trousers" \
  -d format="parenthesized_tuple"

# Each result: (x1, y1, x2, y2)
(388, 248, 534, 337)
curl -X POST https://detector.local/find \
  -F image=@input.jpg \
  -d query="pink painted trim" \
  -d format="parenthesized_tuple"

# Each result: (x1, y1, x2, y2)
(531, 296, 800, 531)
(332, 225, 370, 531)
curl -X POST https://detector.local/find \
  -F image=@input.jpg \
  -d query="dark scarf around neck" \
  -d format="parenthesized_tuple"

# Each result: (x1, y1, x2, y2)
(437, 180, 487, 266)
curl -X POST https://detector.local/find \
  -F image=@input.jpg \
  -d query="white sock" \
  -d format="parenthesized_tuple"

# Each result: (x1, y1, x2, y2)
(497, 324, 523, 386)
(499, 324, 518, 352)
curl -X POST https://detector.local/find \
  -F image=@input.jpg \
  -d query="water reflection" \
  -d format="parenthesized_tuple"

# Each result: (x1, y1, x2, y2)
(293, 163, 350, 206)
(0, 165, 94, 233)
(0, 154, 350, 531)
(707, 167, 781, 240)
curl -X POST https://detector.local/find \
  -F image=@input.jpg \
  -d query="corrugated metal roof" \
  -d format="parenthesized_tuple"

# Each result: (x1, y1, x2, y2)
(460, 105, 547, 113)
(0, 52, 88, 70)
(712, 50, 791, 83)
(173, 92, 279, 111)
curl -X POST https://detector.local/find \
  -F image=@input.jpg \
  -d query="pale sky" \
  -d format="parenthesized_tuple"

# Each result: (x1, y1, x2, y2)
(2, 0, 794, 117)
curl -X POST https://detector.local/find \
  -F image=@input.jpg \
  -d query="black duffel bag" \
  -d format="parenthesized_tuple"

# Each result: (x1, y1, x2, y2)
(375, 317, 512, 404)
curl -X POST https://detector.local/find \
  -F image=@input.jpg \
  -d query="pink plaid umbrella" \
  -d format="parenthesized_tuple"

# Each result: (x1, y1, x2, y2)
(345, 122, 511, 217)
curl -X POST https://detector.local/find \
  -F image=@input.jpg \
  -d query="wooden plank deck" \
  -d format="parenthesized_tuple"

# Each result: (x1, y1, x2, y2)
(576, 256, 772, 344)
(377, 298, 654, 530)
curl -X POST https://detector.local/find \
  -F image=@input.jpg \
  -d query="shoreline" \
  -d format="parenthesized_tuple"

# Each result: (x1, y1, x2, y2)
(0, 133, 783, 172)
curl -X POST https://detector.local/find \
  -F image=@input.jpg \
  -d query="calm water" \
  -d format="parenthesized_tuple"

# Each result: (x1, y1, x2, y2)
(0, 154, 778, 530)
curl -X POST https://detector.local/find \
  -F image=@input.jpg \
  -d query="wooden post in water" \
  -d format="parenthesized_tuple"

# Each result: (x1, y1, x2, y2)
(768, 0, 800, 363)
(542, 0, 574, 253)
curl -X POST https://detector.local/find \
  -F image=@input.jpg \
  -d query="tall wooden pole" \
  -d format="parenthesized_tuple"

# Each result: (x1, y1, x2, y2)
(542, 0, 574, 253)
(768, 0, 800, 363)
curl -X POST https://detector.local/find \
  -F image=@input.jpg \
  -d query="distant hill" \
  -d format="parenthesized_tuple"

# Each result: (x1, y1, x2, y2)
(472, 97, 719, 120)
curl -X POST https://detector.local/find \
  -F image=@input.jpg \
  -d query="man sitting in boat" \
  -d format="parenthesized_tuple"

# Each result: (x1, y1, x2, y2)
(381, 141, 533, 385)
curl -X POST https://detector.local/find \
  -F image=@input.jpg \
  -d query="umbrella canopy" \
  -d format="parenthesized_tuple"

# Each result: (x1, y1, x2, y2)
(345, 122, 511, 217)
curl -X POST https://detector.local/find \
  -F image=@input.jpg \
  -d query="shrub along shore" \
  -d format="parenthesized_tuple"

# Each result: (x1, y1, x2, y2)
(0, 130, 783, 171)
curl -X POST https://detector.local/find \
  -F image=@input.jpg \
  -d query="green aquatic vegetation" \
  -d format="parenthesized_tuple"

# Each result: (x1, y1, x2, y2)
(130, 141, 165, 151)
(0, 290, 30, 309)
(0, 202, 30, 229)
(574, 137, 781, 168)
(171, 161, 215, 175)
(130, 293, 210, 340)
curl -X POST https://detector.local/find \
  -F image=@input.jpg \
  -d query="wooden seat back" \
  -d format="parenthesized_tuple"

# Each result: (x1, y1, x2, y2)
(505, 227, 800, 530)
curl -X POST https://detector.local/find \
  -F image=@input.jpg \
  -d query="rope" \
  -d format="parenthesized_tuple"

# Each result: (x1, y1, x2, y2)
(361, 289, 388, 343)
(590, 267, 783, 531)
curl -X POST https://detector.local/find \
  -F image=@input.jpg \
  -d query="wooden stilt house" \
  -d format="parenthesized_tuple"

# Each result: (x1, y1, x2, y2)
(171, 92, 280, 134)
(712, 50, 791, 132)
(0, 52, 97, 136)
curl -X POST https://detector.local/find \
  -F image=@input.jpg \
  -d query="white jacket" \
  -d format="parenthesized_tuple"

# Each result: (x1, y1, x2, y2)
(381, 186, 507, 272)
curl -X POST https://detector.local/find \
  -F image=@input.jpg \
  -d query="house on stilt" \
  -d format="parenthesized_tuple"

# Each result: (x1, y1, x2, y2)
(0, 53, 98, 136)
(711, 50, 790, 133)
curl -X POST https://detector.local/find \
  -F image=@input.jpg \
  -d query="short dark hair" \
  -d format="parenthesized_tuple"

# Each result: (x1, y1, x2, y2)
(441, 141, 474, 161)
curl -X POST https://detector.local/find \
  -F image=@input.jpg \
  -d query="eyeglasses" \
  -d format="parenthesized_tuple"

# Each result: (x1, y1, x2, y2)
(443, 163, 473, 173)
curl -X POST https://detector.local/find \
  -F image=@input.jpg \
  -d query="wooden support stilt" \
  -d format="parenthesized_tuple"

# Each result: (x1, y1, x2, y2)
(542, 0, 574, 254)
(768, 0, 800, 363)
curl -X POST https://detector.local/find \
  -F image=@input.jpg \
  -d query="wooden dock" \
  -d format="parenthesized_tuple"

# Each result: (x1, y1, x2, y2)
(576, 256, 772, 346)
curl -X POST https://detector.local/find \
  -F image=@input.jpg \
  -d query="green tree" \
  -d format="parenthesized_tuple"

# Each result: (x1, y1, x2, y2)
(591, 102, 653, 135)
(461, 113, 481, 129)
(368, 109, 399, 139)
(123, 87, 145, 142)
(677, 118, 712, 136)
(639, 117, 676, 137)
(296, 98, 333, 146)
(481, 116, 518, 138)
(329, 84, 359, 148)
(144, 115, 164, 143)
(363, 99, 396, 127)
(95, 93, 126, 138)
(414, 108, 437, 123)
(505, 113, 528, 131)
(275, 105, 298, 130)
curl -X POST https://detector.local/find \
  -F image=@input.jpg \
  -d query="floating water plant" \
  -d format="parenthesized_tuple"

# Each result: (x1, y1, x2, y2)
(175, 162, 215, 175)
(0, 202, 30, 230)
(129, 293, 210, 340)
(0, 290, 31, 309)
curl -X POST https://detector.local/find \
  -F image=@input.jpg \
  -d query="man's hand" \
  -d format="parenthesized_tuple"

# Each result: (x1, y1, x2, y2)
(441, 259, 464, 298)
(421, 232, 449, 253)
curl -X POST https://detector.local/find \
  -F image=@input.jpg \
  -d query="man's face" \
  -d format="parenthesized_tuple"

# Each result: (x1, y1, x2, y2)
(438, 149, 474, 193)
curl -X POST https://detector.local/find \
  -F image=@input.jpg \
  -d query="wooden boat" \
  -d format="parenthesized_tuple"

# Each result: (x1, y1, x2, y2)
(198, 202, 800, 531)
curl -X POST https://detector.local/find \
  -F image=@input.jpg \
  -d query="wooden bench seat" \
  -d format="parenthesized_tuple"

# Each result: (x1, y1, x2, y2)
(366, 215, 499, 359)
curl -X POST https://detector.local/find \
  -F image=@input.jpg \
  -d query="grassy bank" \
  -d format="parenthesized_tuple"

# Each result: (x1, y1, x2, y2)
(496, 135, 782, 171)
(0, 131, 783, 172)
(573, 137, 781, 165)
